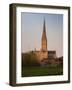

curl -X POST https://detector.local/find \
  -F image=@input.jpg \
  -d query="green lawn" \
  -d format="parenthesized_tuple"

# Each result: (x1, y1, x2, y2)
(22, 65, 63, 77)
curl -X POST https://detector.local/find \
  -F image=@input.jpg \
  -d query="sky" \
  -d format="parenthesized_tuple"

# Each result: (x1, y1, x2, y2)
(21, 12, 63, 57)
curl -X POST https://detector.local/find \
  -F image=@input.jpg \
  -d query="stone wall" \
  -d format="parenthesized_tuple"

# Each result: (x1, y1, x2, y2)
(34, 51, 48, 62)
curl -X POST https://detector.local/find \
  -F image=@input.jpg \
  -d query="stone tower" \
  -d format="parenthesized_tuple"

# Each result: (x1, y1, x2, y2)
(41, 19, 47, 51)
(33, 19, 48, 62)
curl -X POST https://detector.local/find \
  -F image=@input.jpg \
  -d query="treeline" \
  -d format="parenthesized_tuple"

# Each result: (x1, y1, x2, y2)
(22, 52, 40, 67)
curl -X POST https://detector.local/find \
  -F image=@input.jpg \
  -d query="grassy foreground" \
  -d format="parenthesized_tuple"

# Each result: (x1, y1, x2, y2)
(22, 65, 63, 77)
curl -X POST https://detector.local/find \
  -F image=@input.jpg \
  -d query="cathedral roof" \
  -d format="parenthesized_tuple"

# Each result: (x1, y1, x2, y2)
(48, 51, 56, 54)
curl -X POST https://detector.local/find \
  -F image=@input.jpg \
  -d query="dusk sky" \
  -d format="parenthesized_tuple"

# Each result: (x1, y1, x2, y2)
(21, 12, 63, 57)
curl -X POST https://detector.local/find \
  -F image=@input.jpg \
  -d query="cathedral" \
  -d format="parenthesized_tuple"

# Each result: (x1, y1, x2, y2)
(22, 19, 63, 66)
(34, 19, 57, 64)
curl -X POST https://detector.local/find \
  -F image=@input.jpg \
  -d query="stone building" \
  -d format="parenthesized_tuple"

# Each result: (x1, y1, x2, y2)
(22, 19, 63, 66)
(33, 19, 57, 64)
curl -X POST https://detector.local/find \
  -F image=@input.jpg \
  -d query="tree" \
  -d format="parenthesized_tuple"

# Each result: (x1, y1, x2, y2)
(22, 52, 40, 67)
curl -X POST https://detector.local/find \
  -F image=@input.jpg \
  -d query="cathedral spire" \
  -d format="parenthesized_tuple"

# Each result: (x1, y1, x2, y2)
(41, 19, 47, 51)
(43, 19, 46, 33)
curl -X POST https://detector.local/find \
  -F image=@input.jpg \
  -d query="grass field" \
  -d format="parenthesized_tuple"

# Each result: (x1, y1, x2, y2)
(22, 65, 63, 77)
